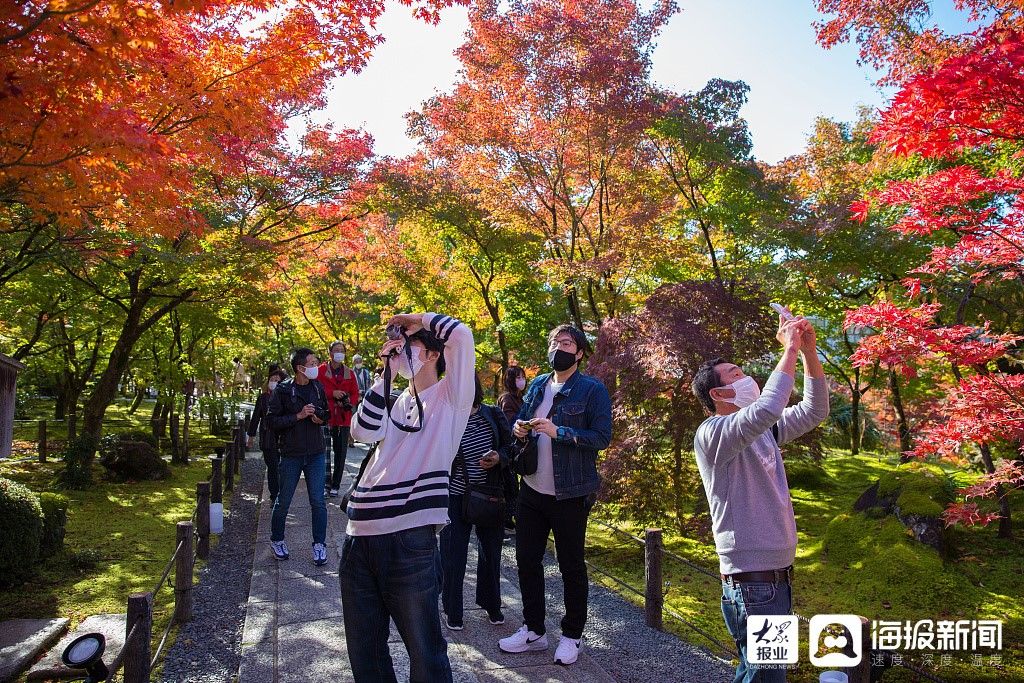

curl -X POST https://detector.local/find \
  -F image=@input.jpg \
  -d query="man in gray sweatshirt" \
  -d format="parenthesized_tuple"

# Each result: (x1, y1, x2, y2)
(691, 316, 829, 682)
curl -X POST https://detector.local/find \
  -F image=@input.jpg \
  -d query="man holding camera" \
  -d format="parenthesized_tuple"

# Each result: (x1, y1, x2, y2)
(343, 312, 475, 683)
(319, 340, 360, 497)
(498, 325, 612, 667)
(268, 347, 331, 566)
(690, 314, 828, 683)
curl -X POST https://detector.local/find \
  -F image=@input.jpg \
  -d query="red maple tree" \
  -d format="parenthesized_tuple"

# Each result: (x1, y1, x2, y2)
(825, 5, 1024, 535)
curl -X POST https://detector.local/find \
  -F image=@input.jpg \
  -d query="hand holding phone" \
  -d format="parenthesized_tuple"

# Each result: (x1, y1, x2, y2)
(770, 303, 795, 321)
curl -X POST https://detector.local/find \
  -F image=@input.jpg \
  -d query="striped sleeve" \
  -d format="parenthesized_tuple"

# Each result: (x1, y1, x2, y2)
(423, 312, 476, 411)
(350, 378, 389, 443)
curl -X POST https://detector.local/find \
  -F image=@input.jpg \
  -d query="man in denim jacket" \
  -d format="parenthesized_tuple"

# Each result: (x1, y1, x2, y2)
(498, 325, 612, 666)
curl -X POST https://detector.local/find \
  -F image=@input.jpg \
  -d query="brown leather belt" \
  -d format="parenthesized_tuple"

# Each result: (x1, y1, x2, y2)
(721, 566, 794, 585)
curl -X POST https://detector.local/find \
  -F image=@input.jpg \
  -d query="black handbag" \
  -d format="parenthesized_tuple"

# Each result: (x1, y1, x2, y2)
(457, 452, 505, 528)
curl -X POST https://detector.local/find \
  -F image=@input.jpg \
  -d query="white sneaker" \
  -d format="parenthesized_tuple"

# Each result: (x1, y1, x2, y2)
(271, 540, 289, 561)
(312, 542, 328, 566)
(554, 635, 582, 665)
(498, 625, 548, 653)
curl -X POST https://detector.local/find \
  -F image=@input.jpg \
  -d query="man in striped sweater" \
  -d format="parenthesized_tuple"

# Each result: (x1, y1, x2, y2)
(342, 312, 475, 683)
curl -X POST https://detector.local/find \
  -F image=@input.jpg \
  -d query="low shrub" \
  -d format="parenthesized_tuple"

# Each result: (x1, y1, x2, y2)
(0, 478, 44, 585)
(39, 492, 69, 558)
(61, 434, 97, 490)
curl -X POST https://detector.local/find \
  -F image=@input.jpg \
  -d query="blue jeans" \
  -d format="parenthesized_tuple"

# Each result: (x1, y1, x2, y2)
(339, 526, 452, 683)
(721, 579, 792, 683)
(439, 494, 504, 623)
(270, 452, 327, 545)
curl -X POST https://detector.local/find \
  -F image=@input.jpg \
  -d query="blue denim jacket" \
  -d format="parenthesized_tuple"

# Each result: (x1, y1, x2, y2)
(516, 370, 612, 500)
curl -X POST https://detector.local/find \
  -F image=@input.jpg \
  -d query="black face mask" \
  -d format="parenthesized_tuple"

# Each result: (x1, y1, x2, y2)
(548, 349, 578, 372)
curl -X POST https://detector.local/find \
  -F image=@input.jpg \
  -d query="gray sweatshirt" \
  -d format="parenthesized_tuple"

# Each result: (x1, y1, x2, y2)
(693, 371, 829, 575)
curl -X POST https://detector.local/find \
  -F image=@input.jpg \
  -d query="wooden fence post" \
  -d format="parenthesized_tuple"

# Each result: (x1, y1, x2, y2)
(196, 482, 210, 560)
(232, 426, 242, 473)
(844, 616, 872, 683)
(37, 420, 47, 462)
(210, 456, 223, 505)
(174, 522, 194, 623)
(123, 592, 152, 683)
(645, 528, 664, 631)
(224, 441, 234, 492)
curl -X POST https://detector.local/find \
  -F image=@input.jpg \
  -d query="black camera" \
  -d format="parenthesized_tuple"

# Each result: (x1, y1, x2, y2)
(336, 393, 353, 412)
(385, 324, 405, 341)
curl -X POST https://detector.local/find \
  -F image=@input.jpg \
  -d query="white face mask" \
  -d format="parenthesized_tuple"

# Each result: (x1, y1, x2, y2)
(268, 381, 278, 391)
(303, 366, 319, 380)
(396, 349, 424, 380)
(515, 378, 527, 391)
(722, 375, 760, 408)
(332, 352, 345, 363)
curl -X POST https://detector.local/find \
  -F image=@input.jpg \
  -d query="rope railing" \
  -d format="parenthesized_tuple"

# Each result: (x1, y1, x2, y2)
(151, 539, 185, 597)
(586, 516, 951, 683)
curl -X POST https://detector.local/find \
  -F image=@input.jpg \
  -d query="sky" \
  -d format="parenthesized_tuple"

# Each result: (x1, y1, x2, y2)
(311, 0, 974, 164)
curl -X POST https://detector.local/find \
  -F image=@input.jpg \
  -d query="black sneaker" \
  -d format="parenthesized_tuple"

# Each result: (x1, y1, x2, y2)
(444, 615, 464, 631)
(487, 610, 505, 625)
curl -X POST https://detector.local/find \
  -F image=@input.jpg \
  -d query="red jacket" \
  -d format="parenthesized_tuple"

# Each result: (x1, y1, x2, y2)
(318, 362, 360, 428)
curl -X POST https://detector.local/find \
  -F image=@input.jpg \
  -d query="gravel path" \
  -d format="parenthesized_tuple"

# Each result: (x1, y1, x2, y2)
(160, 455, 263, 683)
(497, 541, 733, 683)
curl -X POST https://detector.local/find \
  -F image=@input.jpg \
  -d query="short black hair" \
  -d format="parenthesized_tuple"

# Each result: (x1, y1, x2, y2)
(267, 364, 287, 381)
(290, 347, 316, 373)
(473, 374, 484, 408)
(548, 324, 590, 357)
(407, 328, 446, 377)
(692, 358, 726, 415)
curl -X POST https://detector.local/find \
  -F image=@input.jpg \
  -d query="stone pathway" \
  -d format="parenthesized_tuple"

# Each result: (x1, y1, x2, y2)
(238, 446, 732, 682)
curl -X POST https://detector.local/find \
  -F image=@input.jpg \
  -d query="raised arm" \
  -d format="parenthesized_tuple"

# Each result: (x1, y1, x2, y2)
(776, 319, 830, 444)
(694, 320, 803, 461)
(351, 378, 390, 443)
(422, 312, 476, 411)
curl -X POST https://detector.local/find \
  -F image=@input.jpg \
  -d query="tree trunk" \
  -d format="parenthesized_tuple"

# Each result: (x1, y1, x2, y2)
(977, 442, 1013, 538)
(849, 372, 862, 456)
(170, 413, 186, 465)
(128, 387, 145, 414)
(159, 400, 172, 438)
(888, 368, 913, 459)
(888, 366, 913, 462)
(55, 374, 68, 422)
(66, 386, 81, 442)
(82, 310, 149, 448)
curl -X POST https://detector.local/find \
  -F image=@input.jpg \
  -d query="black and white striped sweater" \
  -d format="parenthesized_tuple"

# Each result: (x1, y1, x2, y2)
(347, 313, 475, 536)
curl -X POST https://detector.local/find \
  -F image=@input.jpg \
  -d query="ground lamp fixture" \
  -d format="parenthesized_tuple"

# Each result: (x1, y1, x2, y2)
(61, 632, 109, 682)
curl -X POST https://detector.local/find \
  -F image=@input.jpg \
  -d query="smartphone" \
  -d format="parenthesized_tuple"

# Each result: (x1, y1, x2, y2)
(770, 303, 795, 321)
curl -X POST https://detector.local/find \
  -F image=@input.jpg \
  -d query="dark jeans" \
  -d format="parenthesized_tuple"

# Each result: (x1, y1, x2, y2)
(339, 526, 452, 683)
(270, 452, 327, 545)
(502, 469, 519, 529)
(439, 494, 504, 623)
(514, 483, 591, 639)
(721, 578, 793, 683)
(262, 442, 280, 501)
(327, 425, 350, 490)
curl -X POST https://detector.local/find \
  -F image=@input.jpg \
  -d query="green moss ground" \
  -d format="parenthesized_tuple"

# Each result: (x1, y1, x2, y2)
(586, 452, 1024, 682)
(0, 398, 236, 678)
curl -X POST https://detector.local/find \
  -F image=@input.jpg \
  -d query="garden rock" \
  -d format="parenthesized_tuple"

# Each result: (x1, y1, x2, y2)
(852, 463, 954, 554)
(99, 440, 170, 481)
